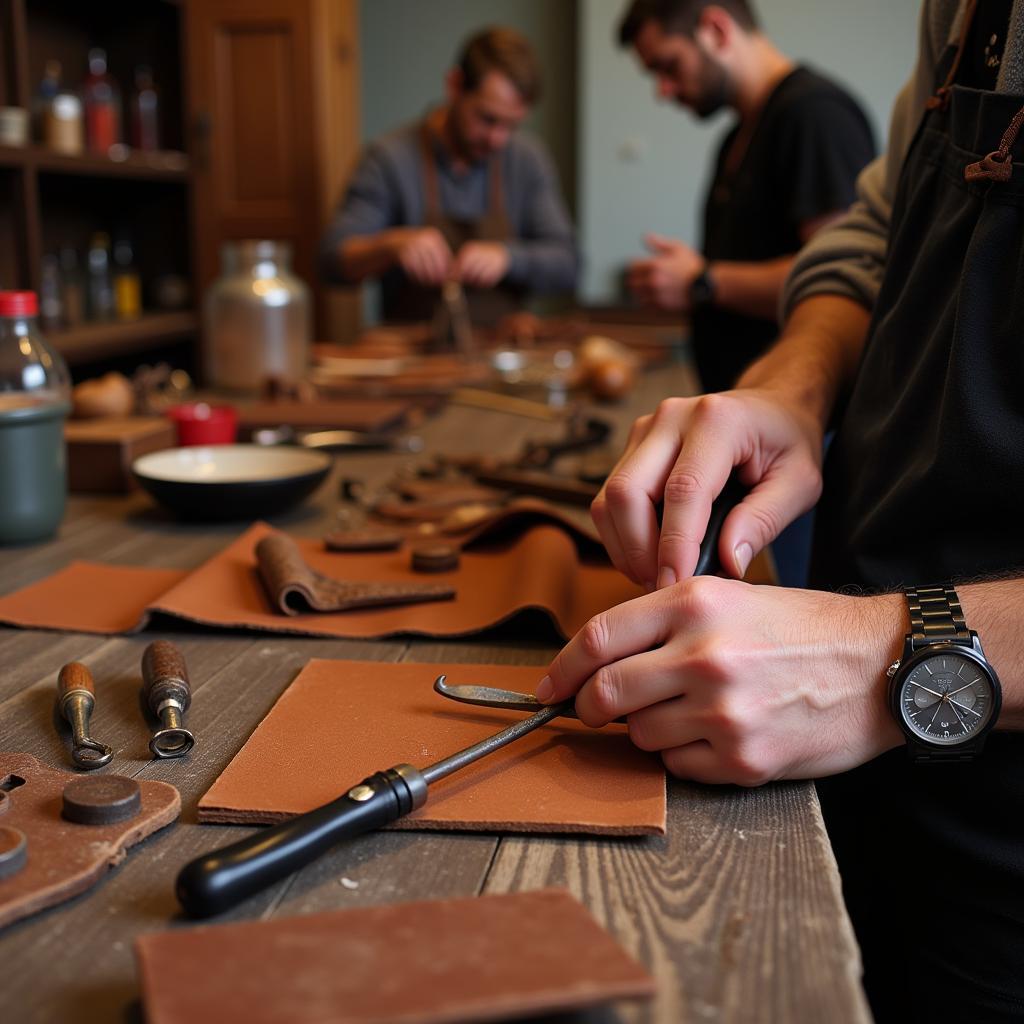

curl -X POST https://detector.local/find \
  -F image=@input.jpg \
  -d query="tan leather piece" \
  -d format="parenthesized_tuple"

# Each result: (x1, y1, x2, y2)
(135, 889, 656, 1024)
(198, 660, 665, 835)
(0, 522, 642, 640)
(0, 753, 180, 929)
(255, 532, 455, 614)
(234, 398, 415, 433)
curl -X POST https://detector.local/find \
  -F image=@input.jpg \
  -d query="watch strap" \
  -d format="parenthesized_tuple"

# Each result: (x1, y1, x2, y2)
(905, 583, 970, 650)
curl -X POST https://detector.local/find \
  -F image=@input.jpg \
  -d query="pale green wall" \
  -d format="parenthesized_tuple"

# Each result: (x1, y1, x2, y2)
(577, 0, 921, 300)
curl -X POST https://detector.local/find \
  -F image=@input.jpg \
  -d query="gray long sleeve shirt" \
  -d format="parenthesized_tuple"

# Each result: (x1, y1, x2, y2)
(782, 0, 1024, 318)
(319, 120, 578, 315)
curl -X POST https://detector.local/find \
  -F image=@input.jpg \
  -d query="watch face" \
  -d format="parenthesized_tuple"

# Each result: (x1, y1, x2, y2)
(898, 651, 997, 746)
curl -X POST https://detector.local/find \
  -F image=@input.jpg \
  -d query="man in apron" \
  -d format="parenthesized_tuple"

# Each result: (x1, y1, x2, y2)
(319, 27, 576, 326)
(536, 2, 1024, 1019)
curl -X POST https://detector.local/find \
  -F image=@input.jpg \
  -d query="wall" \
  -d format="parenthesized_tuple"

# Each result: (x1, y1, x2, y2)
(577, 0, 921, 301)
(358, 0, 577, 210)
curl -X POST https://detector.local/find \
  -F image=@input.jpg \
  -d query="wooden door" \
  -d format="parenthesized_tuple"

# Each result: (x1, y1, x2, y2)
(185, 0, 360, 341)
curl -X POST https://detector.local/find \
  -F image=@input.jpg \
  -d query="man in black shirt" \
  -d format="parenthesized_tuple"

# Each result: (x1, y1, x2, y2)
(620, 0, 876, 395)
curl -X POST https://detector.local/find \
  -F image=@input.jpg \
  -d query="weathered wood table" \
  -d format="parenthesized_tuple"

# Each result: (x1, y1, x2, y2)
(0, 364, 870, 1023)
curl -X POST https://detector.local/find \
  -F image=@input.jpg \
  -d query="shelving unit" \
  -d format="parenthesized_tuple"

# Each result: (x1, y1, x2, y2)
(0, 0, 195, 373)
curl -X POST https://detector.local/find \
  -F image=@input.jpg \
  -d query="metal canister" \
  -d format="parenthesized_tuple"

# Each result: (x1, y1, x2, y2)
(202, 240, 311, 392)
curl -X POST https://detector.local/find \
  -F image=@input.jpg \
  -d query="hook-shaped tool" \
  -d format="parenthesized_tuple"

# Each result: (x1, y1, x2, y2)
(57, 663, 113, 770)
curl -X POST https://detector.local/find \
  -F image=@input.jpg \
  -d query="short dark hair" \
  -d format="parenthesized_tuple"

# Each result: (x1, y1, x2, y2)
(456, 27, 542, 105)
(618, 0, 759, 47)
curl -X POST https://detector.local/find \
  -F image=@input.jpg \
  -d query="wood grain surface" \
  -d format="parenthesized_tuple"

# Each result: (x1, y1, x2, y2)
(0, 363, 871, 1024)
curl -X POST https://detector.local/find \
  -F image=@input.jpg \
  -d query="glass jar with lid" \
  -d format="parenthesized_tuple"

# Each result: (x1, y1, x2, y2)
(203, 240, 311, 392)
(0, 291, 71, 543)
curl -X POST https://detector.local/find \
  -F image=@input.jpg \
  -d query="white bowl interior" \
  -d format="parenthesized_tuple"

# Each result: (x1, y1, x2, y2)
(132, 445, 331, 483)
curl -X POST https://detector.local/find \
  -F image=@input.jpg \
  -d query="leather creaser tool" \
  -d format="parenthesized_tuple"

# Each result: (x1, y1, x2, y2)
(176, 476, 748, 918)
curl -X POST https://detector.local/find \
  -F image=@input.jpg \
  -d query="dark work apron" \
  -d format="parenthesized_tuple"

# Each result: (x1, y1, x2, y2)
(811, 9, 1024, 1022)
(387, 121, 523, 327)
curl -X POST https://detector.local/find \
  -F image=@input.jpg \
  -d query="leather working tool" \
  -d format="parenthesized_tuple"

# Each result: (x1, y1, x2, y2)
(142, 641, 195, 759)
(56, 662, 113, 769)
(175, 476, 747, 918)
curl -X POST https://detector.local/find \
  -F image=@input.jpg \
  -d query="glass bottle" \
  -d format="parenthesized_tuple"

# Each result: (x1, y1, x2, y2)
(82, 48, 121, 155)
(60, 248, 85, 327)
(113, 237, 142, 319)
(0, 291, 71, 543)
(39, 254, 63, 331)
(203, 241, 311, 391)
(87, 232, 114, 321)
(130, 66, 160, 152)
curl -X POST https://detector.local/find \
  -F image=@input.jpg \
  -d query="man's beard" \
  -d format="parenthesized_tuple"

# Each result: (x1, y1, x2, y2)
(691, 50, 733, 120)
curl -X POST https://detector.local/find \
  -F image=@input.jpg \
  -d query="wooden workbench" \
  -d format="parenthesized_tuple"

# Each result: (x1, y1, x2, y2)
(0, 364, 871, 1024)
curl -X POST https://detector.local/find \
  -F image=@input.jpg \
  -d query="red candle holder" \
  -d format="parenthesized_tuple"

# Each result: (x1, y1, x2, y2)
(167, 403, 238, 447)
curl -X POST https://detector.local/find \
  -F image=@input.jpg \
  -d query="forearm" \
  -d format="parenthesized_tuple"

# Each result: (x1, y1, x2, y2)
(959, 579, 1024, 730)
(708, 256, 795, 321)
(337, 230, 408, 282)
(737, 294, 871, 433)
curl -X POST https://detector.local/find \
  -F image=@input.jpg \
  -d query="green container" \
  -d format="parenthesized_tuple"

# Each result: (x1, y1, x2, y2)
(0, 399, 70, 543)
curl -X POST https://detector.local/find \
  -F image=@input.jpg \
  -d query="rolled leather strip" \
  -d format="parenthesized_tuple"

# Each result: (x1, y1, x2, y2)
(255, 532, 455, 616)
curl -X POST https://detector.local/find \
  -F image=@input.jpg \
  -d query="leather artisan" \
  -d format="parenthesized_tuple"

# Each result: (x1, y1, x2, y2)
(198, 659, 665, 835)
(0, 521, 643, 640)
(135, 889, 655, 1024)
(0, 753, 179, 929)
(255, 531, 454, 614)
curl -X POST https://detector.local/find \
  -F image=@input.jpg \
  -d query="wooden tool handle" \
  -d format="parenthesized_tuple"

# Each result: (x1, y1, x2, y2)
(141, 641, 191, 712)
(57, 662, 95, 700)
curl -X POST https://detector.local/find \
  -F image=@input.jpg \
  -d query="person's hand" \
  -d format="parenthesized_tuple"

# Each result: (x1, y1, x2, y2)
(537, 578, 905, 784)
(626, 234, 705, 311)
(453, 241, 510, 288)
(591, 390, 824, 591)
(394, 227, 453, 286)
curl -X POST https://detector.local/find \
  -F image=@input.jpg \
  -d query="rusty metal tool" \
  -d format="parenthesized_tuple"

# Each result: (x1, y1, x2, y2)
(141, 641, 195, 759)
(56, 662, 113, 769)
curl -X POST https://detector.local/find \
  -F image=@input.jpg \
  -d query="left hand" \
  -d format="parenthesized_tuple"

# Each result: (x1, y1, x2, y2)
(538, 577, 905, 785)
(626, 234, 705, 311)
(453, 241, 510, 288)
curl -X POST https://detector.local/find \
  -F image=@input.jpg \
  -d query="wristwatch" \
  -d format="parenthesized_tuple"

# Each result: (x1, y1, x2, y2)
(887, 584, 1002, 762)
(688, 264, 717, 310)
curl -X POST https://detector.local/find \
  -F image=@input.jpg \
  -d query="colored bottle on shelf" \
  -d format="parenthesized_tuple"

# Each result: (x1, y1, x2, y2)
(130, 66, 160, 152)
(38, 59, 84, 154)
(82, 48, 121, 156)
(86, 232, 114, 321)
(113, 237, 142, 320)
(0, 291, 71, 543)
(39, 254, 63, 331)
(59, 248, 85, 327)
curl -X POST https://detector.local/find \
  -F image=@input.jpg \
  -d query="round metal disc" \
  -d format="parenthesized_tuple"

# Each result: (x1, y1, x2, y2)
(411, 543, 460, 573)
(62, 775, 142, 825)
(0, 826, 27, 879)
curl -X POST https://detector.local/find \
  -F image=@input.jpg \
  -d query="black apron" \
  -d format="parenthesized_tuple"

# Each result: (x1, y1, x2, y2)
(811, 10, 1024, 1022)
(386, 120, 523, 327)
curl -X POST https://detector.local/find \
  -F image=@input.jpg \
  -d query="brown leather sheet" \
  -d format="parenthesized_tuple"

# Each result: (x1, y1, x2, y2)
(198, 659, 665, 835)
(135, 889, 656, 1024)
(234, 397, 416, 433)
(0, 522, 642, 640)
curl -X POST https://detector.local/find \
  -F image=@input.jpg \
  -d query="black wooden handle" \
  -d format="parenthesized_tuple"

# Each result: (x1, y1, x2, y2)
(175, 765, 426, 918)
(693, 474, 748, 577)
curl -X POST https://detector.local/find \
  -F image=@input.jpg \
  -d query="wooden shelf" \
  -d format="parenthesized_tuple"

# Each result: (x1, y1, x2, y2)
(48, 311, 198, 364)
(0, 144, 190, 182)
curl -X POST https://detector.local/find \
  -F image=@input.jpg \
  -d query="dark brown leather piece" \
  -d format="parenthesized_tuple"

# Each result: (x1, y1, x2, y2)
(136, 888, 655, 1024)
(234, 398, 415, 434)
(198, 660, 665, 835)
(255, 531, 455, 615)
(0, 753, 179, 929)
(135, 889, 655, 1024)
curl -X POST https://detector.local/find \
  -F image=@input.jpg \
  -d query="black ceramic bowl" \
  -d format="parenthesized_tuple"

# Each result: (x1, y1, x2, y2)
(131, 445, 331, 520)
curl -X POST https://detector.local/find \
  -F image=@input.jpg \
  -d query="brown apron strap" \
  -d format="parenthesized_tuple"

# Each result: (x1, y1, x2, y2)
(927, 0, 978, 111)
(419, 121, 442, 220)
(965, 103, 1024, 181)
(488, 150, 504, 217)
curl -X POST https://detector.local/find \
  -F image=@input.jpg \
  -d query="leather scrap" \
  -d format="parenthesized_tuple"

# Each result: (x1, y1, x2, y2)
(255, 531, 454, 615)
(135, 889, 656, 1024)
